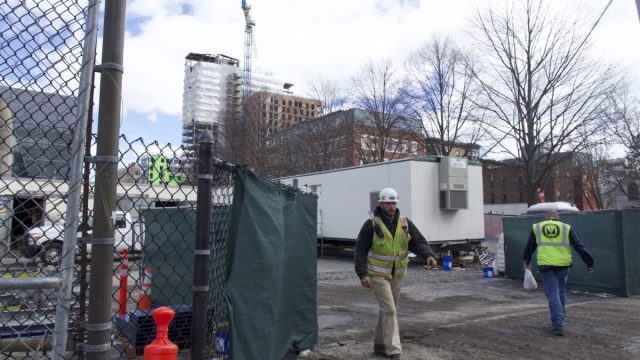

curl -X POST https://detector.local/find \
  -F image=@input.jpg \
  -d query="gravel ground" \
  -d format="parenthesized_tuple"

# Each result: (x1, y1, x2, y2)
(309, 250, 640, 360)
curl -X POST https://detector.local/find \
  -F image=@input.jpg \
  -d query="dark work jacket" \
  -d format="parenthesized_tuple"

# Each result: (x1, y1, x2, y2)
(355, 206, 435, 279)
(522, 220, 594, 271)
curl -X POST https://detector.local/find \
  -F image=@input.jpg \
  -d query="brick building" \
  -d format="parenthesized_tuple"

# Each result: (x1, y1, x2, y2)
(482, 153, 599, 210)
(245, 91, 321, 136)
(267, 108, 480, 177)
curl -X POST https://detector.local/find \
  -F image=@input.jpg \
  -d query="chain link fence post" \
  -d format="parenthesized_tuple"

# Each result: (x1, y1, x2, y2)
(86, 0, 127, 358)
(192, 131, 214, 359)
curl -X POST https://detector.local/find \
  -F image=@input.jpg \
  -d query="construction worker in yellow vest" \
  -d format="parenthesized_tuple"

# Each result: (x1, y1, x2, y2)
(355, 187, 437, 359)
(523, 209, 594, 337)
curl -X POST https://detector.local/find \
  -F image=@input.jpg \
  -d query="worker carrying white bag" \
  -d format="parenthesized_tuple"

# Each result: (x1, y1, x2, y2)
(522, 209, 594, 336)
(523, 268, 537, 290)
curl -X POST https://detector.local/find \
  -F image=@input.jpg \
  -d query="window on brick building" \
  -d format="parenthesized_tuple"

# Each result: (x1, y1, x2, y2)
(502, 193, 507, 203)
(490, 193, 495, 204)
(518, 192, 523, 202)
(501, 177, 507, 185)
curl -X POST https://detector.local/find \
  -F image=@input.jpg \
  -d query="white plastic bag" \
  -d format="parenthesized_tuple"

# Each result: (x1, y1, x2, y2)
(523, 268, 538, 290)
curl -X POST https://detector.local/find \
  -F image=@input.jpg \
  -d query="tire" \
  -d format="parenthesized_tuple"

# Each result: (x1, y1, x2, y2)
(42, 242, 63, 266)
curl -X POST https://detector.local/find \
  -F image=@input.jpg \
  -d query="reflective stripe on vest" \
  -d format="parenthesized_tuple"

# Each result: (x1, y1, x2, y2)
(367, 250, 409, 262)
(533, 220, 572, 266)
(367, 216, 411, 279)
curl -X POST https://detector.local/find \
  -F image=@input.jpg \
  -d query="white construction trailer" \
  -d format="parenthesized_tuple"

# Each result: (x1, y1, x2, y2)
(278, 156, 485, 253)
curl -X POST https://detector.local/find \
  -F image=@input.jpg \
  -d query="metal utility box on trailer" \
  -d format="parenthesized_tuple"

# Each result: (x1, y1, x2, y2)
(279, 157, 484, 251)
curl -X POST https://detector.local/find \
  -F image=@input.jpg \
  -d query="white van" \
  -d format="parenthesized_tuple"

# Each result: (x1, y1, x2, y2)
(26, 211, 142, 265)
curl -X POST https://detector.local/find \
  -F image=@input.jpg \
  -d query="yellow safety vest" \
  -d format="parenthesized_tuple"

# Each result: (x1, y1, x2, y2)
(367, 216, 411, 279)
(533, 220, 572, 266)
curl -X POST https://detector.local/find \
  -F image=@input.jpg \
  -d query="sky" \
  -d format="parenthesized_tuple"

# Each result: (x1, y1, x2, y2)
(105, 0, 640, 150)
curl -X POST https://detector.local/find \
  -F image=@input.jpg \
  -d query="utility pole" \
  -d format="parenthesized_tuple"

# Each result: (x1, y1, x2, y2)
(85, 0, 126, 358)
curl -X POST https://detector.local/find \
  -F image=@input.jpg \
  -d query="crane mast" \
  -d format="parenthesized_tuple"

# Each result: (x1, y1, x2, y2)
(241, 0, 254, 100)
(239, 0, 255, 164)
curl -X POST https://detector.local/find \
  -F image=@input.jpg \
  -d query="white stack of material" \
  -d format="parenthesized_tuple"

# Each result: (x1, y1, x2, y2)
(493, 233, 506, 273)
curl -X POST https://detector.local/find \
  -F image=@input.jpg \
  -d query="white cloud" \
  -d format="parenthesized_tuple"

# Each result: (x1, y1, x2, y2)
(145, 112, 157, 123)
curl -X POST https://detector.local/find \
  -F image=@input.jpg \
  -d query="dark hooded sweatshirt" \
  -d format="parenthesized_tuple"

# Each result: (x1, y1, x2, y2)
(355, 206, 435, 279)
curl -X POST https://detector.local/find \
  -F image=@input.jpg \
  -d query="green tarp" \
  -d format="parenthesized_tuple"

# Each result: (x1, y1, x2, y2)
(142, 208, 197, 307)
(504, 209, 640, 296)
(226, 168, 318, 360)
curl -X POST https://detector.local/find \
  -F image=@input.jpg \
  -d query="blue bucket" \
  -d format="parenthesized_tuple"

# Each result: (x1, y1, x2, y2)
(443, 256, 452, 271)
(215, 330, 229, 356)
(483, 267, 494, 278)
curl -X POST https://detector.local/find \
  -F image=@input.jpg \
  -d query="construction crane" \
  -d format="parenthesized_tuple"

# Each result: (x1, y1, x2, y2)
(241, 0, 255, 100)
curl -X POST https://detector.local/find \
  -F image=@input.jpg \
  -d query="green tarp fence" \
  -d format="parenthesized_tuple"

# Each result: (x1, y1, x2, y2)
(142, 206, 231, 308)
(226, 168, 318, 360)
(142, 208, 196, 307)
(504, 209, 640, 296)
(141, 166, 318, 359)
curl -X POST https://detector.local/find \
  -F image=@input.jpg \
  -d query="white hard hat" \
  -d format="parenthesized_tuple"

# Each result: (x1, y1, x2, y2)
(378, 188, 399, 203)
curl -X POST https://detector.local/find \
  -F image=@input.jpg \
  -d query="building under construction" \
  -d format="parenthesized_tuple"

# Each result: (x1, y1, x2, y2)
(181, 53, 243, 158)
(181, 52, 321, 167)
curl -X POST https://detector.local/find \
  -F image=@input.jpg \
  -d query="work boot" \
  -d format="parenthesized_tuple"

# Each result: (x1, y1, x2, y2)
(373, 343, 386, 356)
(551, 328, 563, 337)
(388, 354, 402, 360)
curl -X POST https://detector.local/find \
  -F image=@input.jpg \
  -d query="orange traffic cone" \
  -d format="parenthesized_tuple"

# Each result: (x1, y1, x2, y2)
(118, 249, 129, 317)
(137, 265, 153, 310)
(143, 307, 178, 359)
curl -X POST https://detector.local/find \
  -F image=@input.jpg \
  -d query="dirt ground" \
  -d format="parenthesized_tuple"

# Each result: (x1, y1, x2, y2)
(310, 251, 640, 360)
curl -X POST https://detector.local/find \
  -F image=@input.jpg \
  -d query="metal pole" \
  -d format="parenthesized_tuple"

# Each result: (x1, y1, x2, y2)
(86, 0, 126, 358)
(52, 1, 100, 358)
(78, 57, 98, 360)
(0, 277, 62, 290)
(191, 130, 214, 359)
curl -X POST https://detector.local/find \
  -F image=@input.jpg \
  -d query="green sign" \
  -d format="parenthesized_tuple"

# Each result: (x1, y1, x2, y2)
(148, 156, 187, 185)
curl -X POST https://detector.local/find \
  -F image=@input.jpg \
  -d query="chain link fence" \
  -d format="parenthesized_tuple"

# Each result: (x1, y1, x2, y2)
(1, 1, 234, 358)
(3, 133, 236, 359)
(108, 136, 235, 359)
(1, 0, 95, 357)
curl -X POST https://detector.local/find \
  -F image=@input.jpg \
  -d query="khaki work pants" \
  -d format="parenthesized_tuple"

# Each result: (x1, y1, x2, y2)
(371, 276, 403, 355)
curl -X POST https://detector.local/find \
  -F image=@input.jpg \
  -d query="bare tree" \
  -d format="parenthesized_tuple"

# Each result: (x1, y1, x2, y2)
(223, 90, 274, 173)
(306, 76, 347, 115)
(349, 58, 412, 164)
(572, 136, 611, 210)
(267, 113, 350, 177)
(602, 85, 640, 202)
(470, 0, 618, 204)
(404, 35, 485, 156)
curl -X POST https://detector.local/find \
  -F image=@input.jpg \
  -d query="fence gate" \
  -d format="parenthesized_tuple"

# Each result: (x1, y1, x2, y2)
(1, 0, 98, 358)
